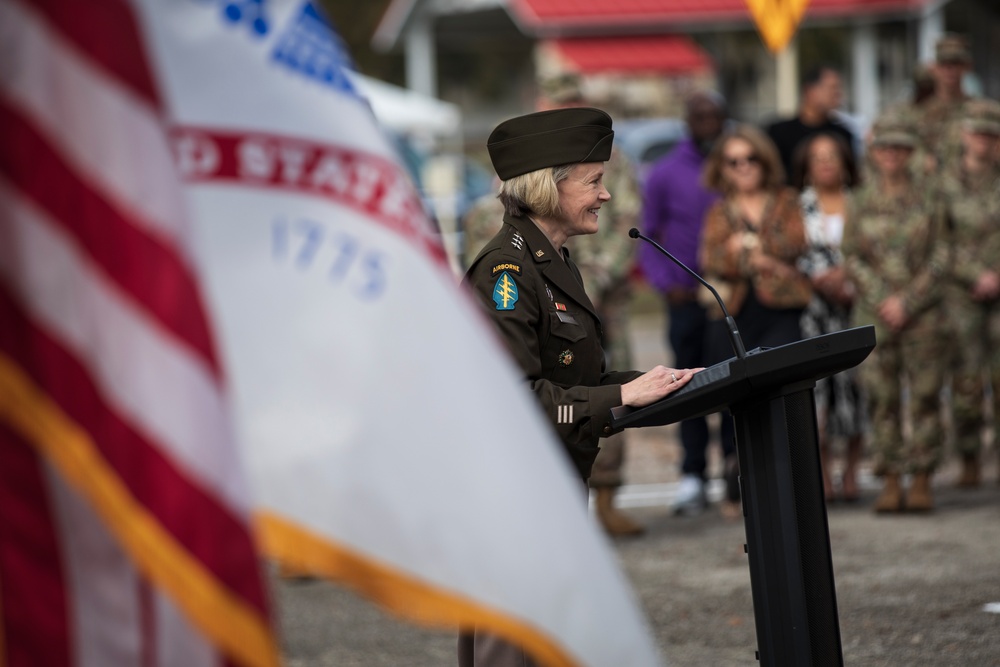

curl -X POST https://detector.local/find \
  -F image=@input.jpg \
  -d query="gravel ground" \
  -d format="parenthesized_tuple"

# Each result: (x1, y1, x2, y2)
(273, 473, 1000, 666)
(273, 312, 1000, 666)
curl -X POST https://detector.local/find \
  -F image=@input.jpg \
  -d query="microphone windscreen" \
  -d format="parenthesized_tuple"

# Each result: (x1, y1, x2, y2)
(628, 228, 640, 238)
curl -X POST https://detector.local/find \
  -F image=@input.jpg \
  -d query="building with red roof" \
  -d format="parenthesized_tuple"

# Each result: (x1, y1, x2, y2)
(374, 0, 998, 140)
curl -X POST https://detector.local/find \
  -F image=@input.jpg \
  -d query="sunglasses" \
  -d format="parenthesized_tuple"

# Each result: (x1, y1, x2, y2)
(724, 155, 761, 169)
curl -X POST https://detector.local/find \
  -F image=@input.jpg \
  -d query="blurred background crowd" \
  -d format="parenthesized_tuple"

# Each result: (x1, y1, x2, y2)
(325, 0, 1000, 529)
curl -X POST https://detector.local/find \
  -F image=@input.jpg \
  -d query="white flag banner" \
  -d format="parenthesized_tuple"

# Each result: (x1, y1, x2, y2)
(134, 2, 662, 665)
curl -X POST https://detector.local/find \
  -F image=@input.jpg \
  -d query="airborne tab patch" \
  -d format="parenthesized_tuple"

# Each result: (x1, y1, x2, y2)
(493, 271, 519, 310)
(491, 262, 522, 276)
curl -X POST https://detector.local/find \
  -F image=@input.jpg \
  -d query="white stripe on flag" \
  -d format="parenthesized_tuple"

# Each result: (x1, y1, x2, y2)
(0, 182, 250, 515)
(44, 461, 146, 667)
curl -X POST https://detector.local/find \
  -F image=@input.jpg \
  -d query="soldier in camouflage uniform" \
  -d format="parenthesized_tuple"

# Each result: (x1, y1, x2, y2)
(941, 99, 1000, 488)
(843, 113, 951, 512)
(462, 188, 504, 270)
(460, 74, 645, 537)
(900, 34, 974, 173)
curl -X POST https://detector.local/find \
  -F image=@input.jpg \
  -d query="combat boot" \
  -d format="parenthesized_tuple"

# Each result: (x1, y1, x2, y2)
(957, 454, 981, 488)
(873, 473, 903, 513)
(595, 487, 645, 537)
(906, 472, 934, 512)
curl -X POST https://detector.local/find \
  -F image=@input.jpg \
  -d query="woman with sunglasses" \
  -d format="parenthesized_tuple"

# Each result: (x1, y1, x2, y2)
(698, 124, 812, 518)
(791, 132, 866, 503)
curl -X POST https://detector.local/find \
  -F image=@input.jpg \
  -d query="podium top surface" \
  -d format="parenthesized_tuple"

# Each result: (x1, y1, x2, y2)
(610, 326, 876, 430)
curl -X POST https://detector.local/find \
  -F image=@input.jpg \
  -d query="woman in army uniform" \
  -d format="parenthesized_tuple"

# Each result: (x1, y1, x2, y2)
(460, 107, 700, 667)
(843, 114, 950, 513)
(465, 107, 699, 484)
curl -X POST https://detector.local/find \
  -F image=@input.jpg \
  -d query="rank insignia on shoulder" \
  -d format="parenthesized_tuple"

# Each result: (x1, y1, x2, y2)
(491, 262, 522, 276)
(493, 271, 519, 310)
(511, 232, 525, 250)
(554, 302, 567, 311)
(558, 349, 574, 367)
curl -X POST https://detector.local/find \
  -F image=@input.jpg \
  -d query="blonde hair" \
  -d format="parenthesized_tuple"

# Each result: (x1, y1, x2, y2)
(498, 164, 575, 218)
(702, 124, 785, 193)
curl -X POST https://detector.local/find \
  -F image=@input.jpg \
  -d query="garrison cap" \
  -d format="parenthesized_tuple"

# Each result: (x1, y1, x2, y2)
(935, 34, 971, 64)
(870, 113, 917, 148)
(487, 107, 615, 181)
(964, 98, 1000, 136)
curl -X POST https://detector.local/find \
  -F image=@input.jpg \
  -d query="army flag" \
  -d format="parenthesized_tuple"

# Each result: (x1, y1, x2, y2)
(0, 1, 663, 666)
(745, 0, 811, 52)
(0, 0, 277, 665)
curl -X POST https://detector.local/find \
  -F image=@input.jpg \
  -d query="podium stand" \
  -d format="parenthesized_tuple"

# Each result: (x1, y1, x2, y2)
(611, 326, 876, 667)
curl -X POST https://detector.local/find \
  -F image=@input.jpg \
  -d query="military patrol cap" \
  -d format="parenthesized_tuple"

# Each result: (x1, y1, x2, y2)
(963, 98, 1000, 136)
(935, 34, 971, 64)
(538, 72, 584, 106)
(487, 107, 615, 180)
(870, 113, 917, 148)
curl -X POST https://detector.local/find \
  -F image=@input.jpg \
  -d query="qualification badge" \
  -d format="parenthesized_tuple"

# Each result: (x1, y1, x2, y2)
(493, 271, 519, 310)
(558, 350, 574, 367)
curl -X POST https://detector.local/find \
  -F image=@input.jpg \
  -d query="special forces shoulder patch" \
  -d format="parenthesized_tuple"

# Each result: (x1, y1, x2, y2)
(493, 271, 519, 310)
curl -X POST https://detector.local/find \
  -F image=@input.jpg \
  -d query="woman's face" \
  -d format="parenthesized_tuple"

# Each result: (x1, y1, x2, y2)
(807, 136, 844, 189)
(722, 137, 764, 194)
(555, 162, 611, 237)
(870, 144, 913, 177)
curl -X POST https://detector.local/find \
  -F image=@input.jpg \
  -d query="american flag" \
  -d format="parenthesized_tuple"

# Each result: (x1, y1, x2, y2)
(0, 1, 275, 665)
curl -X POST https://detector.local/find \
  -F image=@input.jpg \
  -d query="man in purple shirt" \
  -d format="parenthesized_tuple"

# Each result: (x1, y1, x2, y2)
(640, 91, 725, 514)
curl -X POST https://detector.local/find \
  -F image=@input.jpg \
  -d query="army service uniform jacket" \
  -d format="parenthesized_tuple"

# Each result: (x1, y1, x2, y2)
(464, 213, 641, 481)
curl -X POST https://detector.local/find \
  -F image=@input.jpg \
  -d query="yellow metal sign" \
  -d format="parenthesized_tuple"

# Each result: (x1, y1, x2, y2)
(745, 0, 811, 53)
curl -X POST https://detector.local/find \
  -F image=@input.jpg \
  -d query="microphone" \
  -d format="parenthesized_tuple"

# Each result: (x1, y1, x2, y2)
(629, 227, 747, 359)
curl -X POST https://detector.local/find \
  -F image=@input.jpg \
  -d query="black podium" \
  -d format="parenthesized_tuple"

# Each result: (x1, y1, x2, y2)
(611, 326, 876, 667)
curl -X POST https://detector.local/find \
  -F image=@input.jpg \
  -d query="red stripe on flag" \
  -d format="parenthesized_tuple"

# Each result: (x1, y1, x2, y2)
(0, 423, 72, 667)
(0, 287, 268, 617)
(0, 100, 223, 380)
(22, 0, 162, 109)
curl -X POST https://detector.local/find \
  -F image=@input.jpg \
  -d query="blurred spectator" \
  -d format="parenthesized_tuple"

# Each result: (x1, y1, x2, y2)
(940, 99, 1000, 489)
(843, 113, 950, 513)
(461, 73, 645, 537)
(911, 63, 936, 107)
(461, 179, 502, 270)
(905, 34, 974, 172)
(639, 90, 726, 515)
(766, 66, 857, 184)
(791, 132, 865, 502)
(699, 124, 811, 518)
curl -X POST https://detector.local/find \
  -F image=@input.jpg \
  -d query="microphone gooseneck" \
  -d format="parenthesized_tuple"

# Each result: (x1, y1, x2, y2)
(628, 228, 747, 359)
